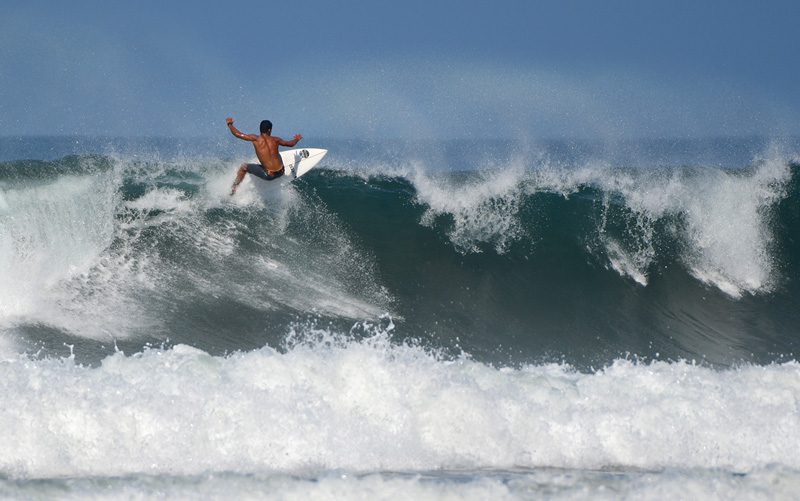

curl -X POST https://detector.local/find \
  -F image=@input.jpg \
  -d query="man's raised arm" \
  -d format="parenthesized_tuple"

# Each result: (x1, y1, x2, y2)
(278, 134, 303, 147)
(226, 117, 258, 141)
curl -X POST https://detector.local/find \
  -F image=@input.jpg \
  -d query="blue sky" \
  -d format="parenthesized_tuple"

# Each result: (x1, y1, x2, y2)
(1, 0, 798, 139)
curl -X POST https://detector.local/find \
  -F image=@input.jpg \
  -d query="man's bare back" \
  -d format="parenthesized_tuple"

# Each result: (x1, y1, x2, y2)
(226, 117, 302, 195)
(250, 134, 286, 173)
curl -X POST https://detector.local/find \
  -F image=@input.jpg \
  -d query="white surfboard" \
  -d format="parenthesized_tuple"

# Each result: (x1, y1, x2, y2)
(253, 148, 327, 186)
(281, 148, 328, 179)
(238, 148, 326, 199)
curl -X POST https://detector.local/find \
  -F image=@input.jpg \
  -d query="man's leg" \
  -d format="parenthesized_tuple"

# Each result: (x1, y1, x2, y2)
(230, 163, 248, 195)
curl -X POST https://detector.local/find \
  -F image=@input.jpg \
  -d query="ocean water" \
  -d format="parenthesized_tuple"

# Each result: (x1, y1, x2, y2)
(0, 136, 799, 499)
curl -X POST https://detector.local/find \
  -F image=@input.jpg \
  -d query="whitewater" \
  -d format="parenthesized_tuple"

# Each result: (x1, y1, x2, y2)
(1, 136, 799, 499)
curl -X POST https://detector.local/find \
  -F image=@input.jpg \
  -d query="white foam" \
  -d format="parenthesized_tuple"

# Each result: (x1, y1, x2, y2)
(0, 155, 392, 342)
(675, 163, 786, 296)
(125, 188, 193, 213)
(0, 333, 797, 479)
(411, 160, 528, 253)
(0, 335, 19, 361)
(588, 153, 789, 296)
(407, 146, 792, 296)
(0, 174, 118, 322)
(603, 239, 649, 286)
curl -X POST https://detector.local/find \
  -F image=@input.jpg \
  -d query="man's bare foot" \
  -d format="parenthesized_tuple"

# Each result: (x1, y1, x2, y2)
(230, 184, 238, 196)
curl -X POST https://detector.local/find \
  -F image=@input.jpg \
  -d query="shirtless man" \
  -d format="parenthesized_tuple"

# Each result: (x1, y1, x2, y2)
(226, 117, 302, 195)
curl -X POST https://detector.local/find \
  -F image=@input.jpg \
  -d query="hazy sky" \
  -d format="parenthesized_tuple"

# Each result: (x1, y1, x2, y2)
(1, 0, 798, 139)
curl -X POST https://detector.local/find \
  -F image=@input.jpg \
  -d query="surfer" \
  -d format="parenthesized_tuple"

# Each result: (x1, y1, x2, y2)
(226, 117, 302, 195)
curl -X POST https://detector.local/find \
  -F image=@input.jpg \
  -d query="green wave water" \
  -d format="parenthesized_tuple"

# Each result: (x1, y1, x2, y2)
(1, 144, 798, 368)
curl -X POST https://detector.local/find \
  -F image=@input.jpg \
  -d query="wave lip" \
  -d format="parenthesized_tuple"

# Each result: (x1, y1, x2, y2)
(0, 173, 118, 322)
(406, 149, 793, 298)
(412, 161, 528, 253)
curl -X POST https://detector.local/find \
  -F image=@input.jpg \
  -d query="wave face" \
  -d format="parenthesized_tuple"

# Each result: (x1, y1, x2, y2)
(1, 137, 800, 496)
(0, 142, 799, 365)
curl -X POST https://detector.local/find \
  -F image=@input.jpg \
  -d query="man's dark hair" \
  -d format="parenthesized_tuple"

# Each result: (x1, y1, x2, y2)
(260, 120, 272, 134)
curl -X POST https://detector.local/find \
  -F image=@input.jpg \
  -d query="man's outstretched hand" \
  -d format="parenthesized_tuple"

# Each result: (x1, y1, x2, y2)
(294, 134, 303, 141)
(226, 117, 234, 126)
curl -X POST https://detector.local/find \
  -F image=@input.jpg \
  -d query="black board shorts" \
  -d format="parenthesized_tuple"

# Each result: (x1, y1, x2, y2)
(246, 164, 285, 181)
